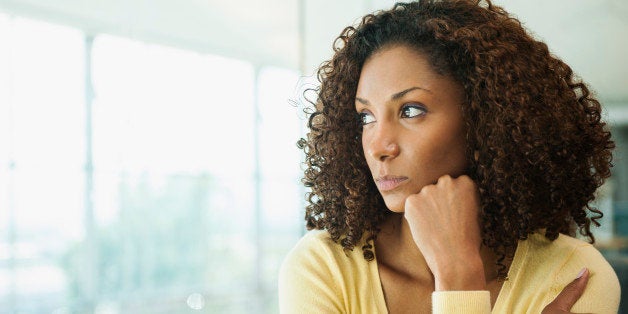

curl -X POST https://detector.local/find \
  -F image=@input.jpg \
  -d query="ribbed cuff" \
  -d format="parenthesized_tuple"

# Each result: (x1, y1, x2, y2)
(432, 290, 491, 314)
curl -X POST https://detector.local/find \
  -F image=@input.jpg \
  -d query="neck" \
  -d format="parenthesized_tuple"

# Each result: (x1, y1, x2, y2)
(376, 213, 502, 284)
(376, 213, 433, 282)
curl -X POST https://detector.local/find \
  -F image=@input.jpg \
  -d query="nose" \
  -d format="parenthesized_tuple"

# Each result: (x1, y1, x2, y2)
(366, 123, 400, 162)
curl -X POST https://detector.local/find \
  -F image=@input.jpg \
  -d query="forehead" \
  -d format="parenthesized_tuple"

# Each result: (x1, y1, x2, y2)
(356, 45, 460, 100)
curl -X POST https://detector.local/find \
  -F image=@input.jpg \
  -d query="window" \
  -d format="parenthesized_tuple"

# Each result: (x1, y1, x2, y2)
(0, 14, 303, 313)
(0, 15, 85, 313)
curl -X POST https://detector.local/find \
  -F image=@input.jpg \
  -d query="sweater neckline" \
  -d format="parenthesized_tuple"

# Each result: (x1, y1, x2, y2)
(369, 236, 529, 313)
(492, 236, 529, 311)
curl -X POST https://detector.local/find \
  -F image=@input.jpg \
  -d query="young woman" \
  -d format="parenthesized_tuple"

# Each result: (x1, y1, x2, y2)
(279, 1, 620, 313)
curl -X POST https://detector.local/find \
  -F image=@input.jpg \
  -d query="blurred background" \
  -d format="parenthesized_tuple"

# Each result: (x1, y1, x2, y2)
(0, 0, 626, 313)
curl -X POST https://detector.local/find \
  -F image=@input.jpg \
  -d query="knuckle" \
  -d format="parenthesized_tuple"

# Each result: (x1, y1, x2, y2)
(437, 174, 452, 184)
(458, 175, 473, 186)
(404, 202, 418, 218)
(460, 176, 477, 190)
(405, 195, 422, 210)
(419, 185, 432, 195)
(406, 194, 419, 204)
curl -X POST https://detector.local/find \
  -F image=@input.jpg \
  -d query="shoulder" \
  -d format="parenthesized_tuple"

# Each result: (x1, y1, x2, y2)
(526, 233, 617, 275)
(282, 229, 339, 260)
(524, 233, 618, 283)
(279, 229, 365, 277)
(525, 233, 620, 313)
(525, 232, 612, 265)
(278, 230, 370, 313)
(279, 230, 339, 275)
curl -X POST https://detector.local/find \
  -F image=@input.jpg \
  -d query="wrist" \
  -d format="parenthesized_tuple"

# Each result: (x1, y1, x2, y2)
(433, 257, 486, 291)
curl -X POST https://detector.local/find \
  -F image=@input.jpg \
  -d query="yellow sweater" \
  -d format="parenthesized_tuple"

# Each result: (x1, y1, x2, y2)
(278, 230, 620, 313)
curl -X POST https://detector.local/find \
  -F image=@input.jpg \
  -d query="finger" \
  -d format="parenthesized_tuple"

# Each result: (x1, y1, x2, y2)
(550, 268, 590, 311)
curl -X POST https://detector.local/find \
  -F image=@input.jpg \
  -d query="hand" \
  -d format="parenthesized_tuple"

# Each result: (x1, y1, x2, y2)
(542, 268, 590, 314)
(404, 174, 485, 291)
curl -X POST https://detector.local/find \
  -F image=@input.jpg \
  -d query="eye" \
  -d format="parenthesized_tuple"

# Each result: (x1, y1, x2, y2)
(400, 104, 427, 118)
(358, 111, 376, 126)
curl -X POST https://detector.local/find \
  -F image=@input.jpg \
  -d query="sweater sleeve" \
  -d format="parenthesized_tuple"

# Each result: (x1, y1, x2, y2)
(278, 233, 344, 314)
(432, 291, 491, 314)
(547, 244, 620, 314)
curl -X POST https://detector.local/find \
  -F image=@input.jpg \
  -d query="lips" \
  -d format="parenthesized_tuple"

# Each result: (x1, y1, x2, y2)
(375, 175, 408, 191)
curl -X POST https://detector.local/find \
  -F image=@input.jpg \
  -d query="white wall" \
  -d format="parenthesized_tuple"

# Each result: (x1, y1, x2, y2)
(301, 0, 628, 106)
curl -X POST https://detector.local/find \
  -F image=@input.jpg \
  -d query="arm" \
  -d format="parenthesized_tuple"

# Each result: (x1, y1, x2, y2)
(543, 268, 590, 314)
(545, 246, 620, 314)
(431, 267, 596, 314)
(404, 175, 486, 292)
(403, 175, 493, 313)
(404, 175, 606, 314)
(432, 291, 491, 313)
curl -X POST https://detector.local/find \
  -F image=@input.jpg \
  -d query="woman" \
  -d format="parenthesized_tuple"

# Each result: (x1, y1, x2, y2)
(279, 0, 620, 313)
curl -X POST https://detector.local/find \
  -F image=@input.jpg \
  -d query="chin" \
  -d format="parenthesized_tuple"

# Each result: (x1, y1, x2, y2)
(383, 197, 406, 213)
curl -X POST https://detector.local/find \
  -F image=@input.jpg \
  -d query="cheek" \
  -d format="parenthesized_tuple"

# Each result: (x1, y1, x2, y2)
(413, 127, 467, 175)
(431, 135, 467, 173)
(361, 136, 375, 170)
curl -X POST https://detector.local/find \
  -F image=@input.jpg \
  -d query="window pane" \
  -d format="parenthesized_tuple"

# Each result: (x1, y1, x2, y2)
(87, 34, 259, 313)
(0, 16, 85, 312)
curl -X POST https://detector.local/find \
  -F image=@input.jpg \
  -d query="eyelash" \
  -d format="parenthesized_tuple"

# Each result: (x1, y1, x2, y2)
(357, 103, 427, 126)
(358, 112, 375, 126)
(400, 104, 427, 118)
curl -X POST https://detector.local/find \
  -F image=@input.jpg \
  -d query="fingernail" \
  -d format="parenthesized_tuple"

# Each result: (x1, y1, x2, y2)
(576, 267, 587, 279)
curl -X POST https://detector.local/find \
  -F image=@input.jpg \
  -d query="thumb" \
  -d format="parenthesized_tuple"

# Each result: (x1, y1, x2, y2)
(548, 268, 589, 311)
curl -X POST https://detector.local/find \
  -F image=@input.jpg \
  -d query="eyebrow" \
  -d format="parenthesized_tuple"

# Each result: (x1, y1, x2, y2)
(355, 86, 431, 106)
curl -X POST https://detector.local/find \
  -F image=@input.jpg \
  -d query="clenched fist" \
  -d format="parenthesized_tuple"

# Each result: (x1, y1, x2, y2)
(404, 174, 486, 291)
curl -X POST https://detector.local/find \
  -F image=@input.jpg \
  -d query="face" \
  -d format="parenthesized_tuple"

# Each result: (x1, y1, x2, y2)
(355, 45, 468, 212)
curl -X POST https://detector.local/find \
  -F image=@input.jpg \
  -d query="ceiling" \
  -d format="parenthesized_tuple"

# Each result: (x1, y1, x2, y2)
(0, 0, 626, 107)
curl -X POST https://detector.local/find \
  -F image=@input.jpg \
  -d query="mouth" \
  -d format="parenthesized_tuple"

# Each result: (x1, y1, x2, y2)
(375, 175, 408, 192)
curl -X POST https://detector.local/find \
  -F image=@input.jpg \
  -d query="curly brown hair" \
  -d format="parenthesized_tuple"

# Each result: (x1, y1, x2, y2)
(297, 0, 614, 277)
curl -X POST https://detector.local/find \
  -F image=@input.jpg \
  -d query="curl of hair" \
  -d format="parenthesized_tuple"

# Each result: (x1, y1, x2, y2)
(297, 0, 614, 278)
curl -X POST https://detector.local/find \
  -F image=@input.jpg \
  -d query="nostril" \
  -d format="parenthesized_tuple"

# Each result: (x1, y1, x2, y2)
(376, 143, 400, 161)
(366, 125, 399, 160)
